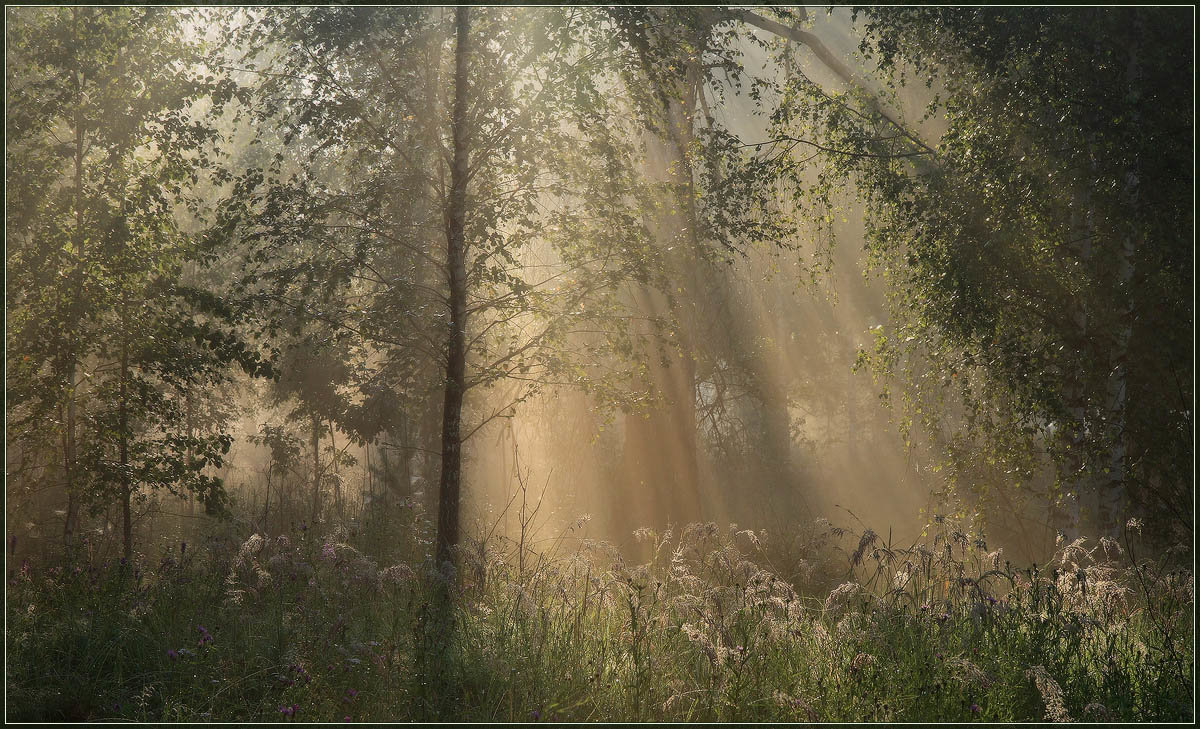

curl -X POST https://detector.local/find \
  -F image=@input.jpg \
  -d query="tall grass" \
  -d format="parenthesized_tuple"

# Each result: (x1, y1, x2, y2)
(6, 510, 1193, 722)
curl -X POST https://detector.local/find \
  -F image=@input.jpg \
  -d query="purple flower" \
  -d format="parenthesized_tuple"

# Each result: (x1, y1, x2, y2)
(180, 541, 187, 555)
(167, 649, 179, 660)
(344, 717, 351, 723)
(322, 543, 337, 560)
(530, 709, 541, 720)
(970, 703, 981, 714)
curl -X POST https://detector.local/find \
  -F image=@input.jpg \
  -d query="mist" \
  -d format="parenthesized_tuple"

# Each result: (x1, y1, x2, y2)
(6, 6, 1193, 723)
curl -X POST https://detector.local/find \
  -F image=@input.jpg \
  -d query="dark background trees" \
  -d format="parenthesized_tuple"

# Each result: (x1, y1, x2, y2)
(829, 7, 1193, 546)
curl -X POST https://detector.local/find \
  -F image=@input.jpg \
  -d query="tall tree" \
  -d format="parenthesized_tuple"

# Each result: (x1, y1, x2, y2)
(749, 7, 1193, 543)
(6, 7, 267, 558)
(436, 5, 471, 568)
(223, 7, 657, 571)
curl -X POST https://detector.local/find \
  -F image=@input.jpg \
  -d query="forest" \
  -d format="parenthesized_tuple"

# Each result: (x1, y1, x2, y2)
(4, 6, 1194, 723)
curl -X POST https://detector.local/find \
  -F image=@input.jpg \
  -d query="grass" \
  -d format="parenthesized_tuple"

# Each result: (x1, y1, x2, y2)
(5, 511, 1194, 722)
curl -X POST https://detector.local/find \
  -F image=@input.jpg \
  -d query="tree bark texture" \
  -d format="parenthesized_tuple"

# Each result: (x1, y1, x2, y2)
(435, 5, 471, 571)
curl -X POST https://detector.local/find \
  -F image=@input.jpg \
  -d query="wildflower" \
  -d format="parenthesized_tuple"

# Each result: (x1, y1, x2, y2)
(381, 563, 415, 585)
(970, 703, 981, 714)
(1125, 517, 1142, 533)
(167, 649, 179, 660)
(1027, 666, 1072, 722)
(280, 703, 298, 717)
(530, 709, 541, 720)
(322, 543, 337, 561)
(824, 582, 864, 615)
(344, 717, 351, 723)
(180, 541, 187, 555)
(948, 657, 992, 689)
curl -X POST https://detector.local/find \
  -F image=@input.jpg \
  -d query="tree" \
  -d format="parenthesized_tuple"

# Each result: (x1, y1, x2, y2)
(747, 7, 1193, 544)
(6, 7, 268, 559)
(221, 7, 659, 572)
(586, 6, 1191, 546)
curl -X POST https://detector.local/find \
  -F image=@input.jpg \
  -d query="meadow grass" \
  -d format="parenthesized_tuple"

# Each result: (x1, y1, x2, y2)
(6, 514, 1193, 722)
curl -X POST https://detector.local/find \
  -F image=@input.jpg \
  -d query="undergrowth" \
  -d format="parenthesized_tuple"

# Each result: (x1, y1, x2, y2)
(6, 512, 1193, 722)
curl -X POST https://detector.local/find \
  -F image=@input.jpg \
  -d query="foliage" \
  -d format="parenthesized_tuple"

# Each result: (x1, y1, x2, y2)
(738, 7, 1194, 542)
(6, 517, 1192, 721)
(6, 7, 271, 546)
(5, 9, 1193, 722)
(218, 7, 659, 424)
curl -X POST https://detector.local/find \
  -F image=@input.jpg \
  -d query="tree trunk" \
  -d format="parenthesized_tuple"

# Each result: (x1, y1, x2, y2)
(435, 5, 471, 571)
(1100, 17, 1143, 535)
(63, 36, 85, 550)
(262, 463, 272, 532)
(365, 439, 373, 501)
(329, 419, 342, 521)
(1063, 184, 1094, 539)
(618, 24, 709, 529)
(310, 412, 321, 524)
(120, 325, 132, 563)
(185, 389, 195, 516)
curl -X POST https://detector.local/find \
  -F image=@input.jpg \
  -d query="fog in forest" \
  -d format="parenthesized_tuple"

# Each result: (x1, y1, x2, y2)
(147, 10, 938, 565)
(6, 6, 1192, 723)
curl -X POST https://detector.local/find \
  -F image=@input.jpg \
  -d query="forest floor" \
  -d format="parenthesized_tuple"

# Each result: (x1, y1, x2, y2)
(6, 514, 1194, 722)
